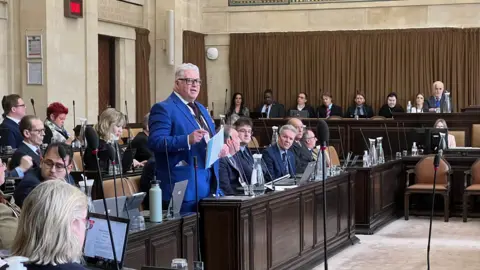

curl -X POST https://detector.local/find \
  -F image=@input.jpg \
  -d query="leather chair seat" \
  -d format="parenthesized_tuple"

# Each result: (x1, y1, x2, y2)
(465, 184, 480, 191)
(407, 184, 447, 191)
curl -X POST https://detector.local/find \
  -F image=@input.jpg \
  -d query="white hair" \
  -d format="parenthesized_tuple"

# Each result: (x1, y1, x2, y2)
(279, 124, 298, 136)
(175, 63, 200, 80)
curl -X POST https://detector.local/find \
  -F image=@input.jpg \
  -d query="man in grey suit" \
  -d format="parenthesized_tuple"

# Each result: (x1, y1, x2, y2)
(287, 118, 313, 174)
(426, 81, 453, 112)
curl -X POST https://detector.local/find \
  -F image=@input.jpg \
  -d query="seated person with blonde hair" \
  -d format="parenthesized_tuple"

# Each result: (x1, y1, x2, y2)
(434, 119, 456, 148)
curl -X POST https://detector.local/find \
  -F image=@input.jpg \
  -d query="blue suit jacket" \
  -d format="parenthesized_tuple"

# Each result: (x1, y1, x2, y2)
(262, 144, 296, 181)
(0, 117, 22, 148)
(219, 154, 248, 195)
(148, 92, 221, 212)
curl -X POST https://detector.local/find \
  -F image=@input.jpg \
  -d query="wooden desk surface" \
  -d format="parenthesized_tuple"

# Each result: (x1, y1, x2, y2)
(200, 172, 358, 270)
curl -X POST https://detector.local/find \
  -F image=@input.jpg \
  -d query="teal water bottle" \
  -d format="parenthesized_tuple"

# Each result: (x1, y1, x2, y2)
(149, 179, 163, 223)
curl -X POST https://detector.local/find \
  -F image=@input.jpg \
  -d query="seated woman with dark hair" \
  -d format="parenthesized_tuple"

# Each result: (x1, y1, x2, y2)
(378, 92, 404, 118)
(226, 92, 249, 118)
(412, 93, 429, 113)
(288, 92, 315, 118)
(10, 180, 88, 269)
(345, 92, 374, 118)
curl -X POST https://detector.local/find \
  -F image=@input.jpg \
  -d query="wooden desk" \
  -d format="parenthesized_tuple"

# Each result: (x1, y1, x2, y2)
(347, 160, 403, 234)
(234, 112, 480, 158)
(124, 214, 198, 270)
(200, 172, 358, 270)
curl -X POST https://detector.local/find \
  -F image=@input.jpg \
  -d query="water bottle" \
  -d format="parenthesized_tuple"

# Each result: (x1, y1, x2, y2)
(250, 154, 265, 196)
(362, 150, 370, 167)
(376, 137, 385, 164)
(407, 101, 412, 113)
(271, 126, 279, 146)
(411, 142, 418, 156)
(443, 91, 451, 113)
(149, 180, 163, 223)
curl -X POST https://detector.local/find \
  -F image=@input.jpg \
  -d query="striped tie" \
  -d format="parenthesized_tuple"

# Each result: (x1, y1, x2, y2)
(326, 108, 331, 118)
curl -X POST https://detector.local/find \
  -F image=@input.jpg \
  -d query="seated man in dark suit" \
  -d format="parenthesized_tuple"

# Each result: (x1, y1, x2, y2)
(131, 113, 153, 162)
(262, 124, 297, 181)
(378, 92, 404, 118)
(317, 92, 343, 118)
(8, 115, 45, 177)
(426, 81, 453, 112)
(287, 118, 313, 174)
(219, 126, 248, 195)
(0, 94, 27, 149)
(14, 142, 76, 207)
(256, 89, 285, 118)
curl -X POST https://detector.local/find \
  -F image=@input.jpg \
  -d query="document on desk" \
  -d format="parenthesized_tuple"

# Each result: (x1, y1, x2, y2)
(206, 127, 224, 168)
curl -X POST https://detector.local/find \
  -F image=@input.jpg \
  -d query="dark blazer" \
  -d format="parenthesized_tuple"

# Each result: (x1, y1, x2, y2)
(288, 104, 316, 118)
(24, 263, 87, 270)
(0, 117, 22, 148)
(426, 94, 453, 111)
(14, 167, 75, 208)
(290, 141, 313, 174)
(131, 131, 152, 162)
(378, 104, 405, 118)
(256, 103, 285, 118)
(84, 139, 112, 172)
(345, 105, 374, 118)
(140, 158, 156, 210)
(317, 104, 343, 118)
(262, 144, 296, 181)
(9, 142, 41, 171)
(237, 147, 254, 181)
(219, 154, 249, 195)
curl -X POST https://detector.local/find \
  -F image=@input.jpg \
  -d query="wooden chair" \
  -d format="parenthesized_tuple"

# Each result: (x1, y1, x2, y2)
(103, 175, 143, 210)
(327, 146, 340, 166)
(72, 151, 83, 171)
(463, 159, 480, 222)
(449, 130, 465, 147)
(404, 155, 451, 222)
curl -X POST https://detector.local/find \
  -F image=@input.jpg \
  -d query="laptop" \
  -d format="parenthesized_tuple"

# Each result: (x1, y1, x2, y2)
(274, 161, 316, 186)
(289, 110, 309, 118)
(93, 196, 128, 217)
(165, 180, 188, 218)
(83, 213, 130, 270)
(250, 112, 266, 119)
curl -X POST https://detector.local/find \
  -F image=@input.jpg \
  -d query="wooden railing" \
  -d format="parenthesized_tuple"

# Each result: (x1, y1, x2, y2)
(229, 0, 390, 6)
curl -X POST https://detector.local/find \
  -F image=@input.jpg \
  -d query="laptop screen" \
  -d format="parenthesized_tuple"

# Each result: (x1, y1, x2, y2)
(83, 213, 130, 267)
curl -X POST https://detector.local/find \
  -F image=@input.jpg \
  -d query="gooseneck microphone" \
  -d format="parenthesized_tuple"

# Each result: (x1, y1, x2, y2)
(72, 100, 76, 128)
(316, 119, 329, 270)
(164, 138, 174, 218)
(384, 124, 394, 160)
(427, 154, 441, 270)
(402, 122, 408, 151)
(359, 128, 369, 151)
(193, 156, 202, 264)
(396, 122, 401, 154)
(113, 141, 129, 220)
(30, 98, 36, 116)
(337, 125, 346, 161)
(124, 100, 132, 147)
(106, 144, 119, 217)
(85, 126, 119, 270)
(57, 144, 69, 183)
(223, 89, 228, 115)
(230, 136, 249, 191)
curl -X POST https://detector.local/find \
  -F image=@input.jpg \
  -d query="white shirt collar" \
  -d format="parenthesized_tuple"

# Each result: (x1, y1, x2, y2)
(7, 116, 20, 124)
(23, 141, 39, 154)
(297, 104, 305, 110)
(173, 91, 191, 105)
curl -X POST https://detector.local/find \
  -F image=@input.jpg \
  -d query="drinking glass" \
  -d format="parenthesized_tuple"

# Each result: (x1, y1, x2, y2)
(395, 152, 402, 160)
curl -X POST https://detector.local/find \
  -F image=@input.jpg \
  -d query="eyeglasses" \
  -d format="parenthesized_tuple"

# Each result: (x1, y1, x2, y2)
(237, 129, 253, 135)
(81, 217, 94, 230)
(15, 104, 26, 108)
(30, 128, 45, 134)
(178, 78, 202, 85)
(42, 159, 65, 170)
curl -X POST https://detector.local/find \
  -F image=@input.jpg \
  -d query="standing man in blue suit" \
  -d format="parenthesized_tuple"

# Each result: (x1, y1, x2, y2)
(148, 63, 227, 213)
(0, 94, 27, 149)
(262, 124, 297, 181)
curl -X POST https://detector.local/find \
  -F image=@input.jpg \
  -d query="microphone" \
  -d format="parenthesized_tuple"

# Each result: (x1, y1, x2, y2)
(164, 138, 174, 218)
(106, 143, 119, 217)
(30, 98, 36, 116)
(230, 136, 250, 193)
(84, 126, 120, 270)
(402, 122, 408, 151)
(124, 100, 132, 147)
(261, 118, 272, 147)
(211, 102, 215, 118)
(316, 119, 329, 270)
(384, 124, 394, 160)
(427, 153, 441, 270)
(57, 144, 69, 183)
(72, 100, 76, 128)
(223, 89, 228, 115)
(396, 122, 401, 154)
(113, 142, 130, 220)
(359, 128, 369, 151)
(337, 125, 346, 160)
(251, 136, 275, 183)
(193, 156, 203, 265)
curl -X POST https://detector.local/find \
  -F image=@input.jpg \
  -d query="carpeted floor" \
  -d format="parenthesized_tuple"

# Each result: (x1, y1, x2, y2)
(313, 217, 480, 270)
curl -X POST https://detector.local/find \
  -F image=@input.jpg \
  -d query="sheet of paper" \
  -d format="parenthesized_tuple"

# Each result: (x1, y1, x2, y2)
(206, 127, 224, 168)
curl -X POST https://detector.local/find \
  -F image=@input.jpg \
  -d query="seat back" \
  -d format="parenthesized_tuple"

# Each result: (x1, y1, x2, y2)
(472, 124, 480, 147)
(73, 151, 83, 171)
(370, 116, 386, 120)
(248, 136, 260, 149)
(449, 130, 465, 147)
(327, 146, 340, 166)
(414, 155, 450, 185)
(471, 159, 480, 185)
(103, 175, 141, 198)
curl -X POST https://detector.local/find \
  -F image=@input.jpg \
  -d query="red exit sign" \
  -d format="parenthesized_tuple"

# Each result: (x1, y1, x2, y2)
(64, 0, 83, 18)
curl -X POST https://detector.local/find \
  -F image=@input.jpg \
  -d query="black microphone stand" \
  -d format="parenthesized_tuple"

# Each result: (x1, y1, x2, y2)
(94, 149, 120, 270)
(114, 142, 129, 220)
(427, 154, 441, 270)
(193, 156, 203, 268)
(165, 138, 174, 218)
(320, 143, 328, 270)
(110, 145, 119, 217)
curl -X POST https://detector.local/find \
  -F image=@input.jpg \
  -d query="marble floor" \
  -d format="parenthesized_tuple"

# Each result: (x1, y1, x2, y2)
(313, 217, 480, 270)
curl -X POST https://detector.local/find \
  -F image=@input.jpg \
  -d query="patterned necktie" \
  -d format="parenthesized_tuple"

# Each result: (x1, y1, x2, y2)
(326, 107, 331, 118)
(187, 102, 212, 136)
(242, 150, 253, 166)
(282, 152, 290, 175)
(36, 148, 42, 158)
(311, 149, 318, 161)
